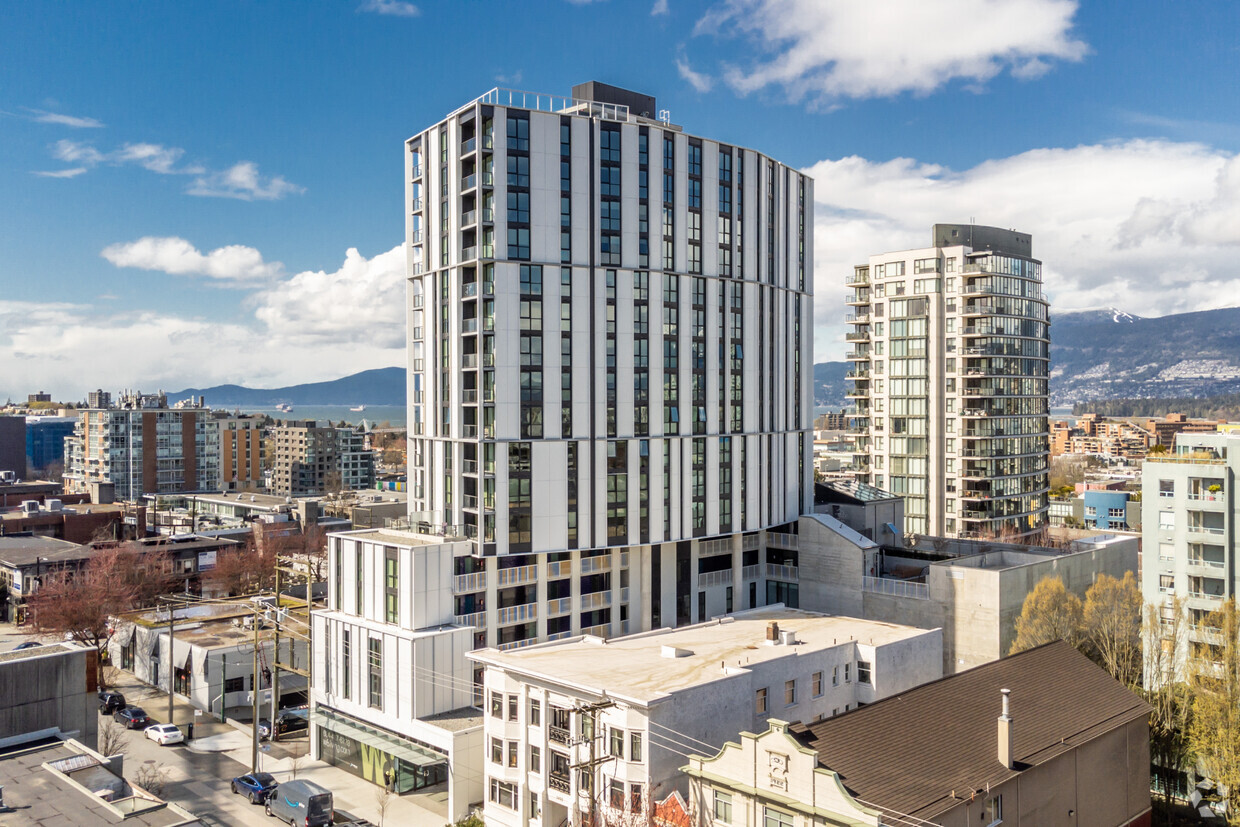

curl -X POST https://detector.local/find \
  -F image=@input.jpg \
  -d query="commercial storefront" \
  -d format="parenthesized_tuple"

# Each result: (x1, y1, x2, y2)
(316, 707, 448, 794)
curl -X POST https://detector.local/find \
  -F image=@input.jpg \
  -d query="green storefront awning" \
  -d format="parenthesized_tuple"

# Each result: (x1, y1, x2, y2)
(318, 708, 446, 768)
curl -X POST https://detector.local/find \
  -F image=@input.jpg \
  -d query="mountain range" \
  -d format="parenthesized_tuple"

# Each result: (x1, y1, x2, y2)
(170, 367, 405, 407)
(169, 305, 1240, 412)
(815, 306, 1240, 409)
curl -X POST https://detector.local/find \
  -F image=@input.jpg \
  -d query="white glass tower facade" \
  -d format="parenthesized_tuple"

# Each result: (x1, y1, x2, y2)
(847, 224, 1050, 539)
(402, 83, 813, 647)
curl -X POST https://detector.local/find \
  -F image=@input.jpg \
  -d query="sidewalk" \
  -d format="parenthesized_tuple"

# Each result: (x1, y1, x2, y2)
(259, 751, 451, 826)
(106, 667, 454, 825)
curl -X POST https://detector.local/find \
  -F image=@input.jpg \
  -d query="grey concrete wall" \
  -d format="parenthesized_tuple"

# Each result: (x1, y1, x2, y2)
(0, 645, 96, 745)
(928, 567, 1004, 672)
(994, 539, 1138, 659)
(796, 516, 869, 617)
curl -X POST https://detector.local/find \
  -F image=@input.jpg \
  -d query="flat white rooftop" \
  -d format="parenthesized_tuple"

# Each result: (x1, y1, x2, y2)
(470, 607, 933, 704)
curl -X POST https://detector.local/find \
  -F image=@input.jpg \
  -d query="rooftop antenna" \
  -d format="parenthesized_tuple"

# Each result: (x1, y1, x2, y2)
(658, 109, 671, 125)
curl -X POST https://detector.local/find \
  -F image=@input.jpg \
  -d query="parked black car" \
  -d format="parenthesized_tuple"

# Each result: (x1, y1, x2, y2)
(257, 708, 309, 739)
(98, 691, 127, 714)
(113, 706, 150, 729)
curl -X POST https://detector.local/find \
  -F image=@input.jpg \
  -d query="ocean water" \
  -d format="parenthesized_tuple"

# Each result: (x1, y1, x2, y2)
(231, 405, 407, 427)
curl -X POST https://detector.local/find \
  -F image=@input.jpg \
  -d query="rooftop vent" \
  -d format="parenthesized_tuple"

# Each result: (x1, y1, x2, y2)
(998, 688, 1014, 769)
(661, 645, 693, 659)
(766, 621, 780, 643)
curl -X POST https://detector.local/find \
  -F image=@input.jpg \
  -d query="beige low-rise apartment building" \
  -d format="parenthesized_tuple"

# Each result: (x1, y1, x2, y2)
(685, 641, 1151, 827)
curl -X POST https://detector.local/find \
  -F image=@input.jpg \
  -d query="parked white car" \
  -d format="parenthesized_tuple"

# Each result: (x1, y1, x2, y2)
(144, 723, 184, 746)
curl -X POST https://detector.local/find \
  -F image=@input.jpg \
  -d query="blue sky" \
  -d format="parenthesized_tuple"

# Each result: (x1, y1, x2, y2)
(3, 0, 1239, 400)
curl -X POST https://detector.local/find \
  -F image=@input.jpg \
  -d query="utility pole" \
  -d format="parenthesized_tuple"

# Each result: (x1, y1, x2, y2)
(166, 599, 174, 726)
(271, 559, 280, 738)
(571, 700, 614, 827)
(270, 546, 313, 743)
(251, 607, 260, 773)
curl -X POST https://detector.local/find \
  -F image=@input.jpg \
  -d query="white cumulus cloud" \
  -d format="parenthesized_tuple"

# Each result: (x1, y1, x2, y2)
(188, 162, 305, 201)
(676, 54, 714, 92)
(114, 142, 200, 174)
(254, 245, 407, 348)
(40, 140, 301, 200)
(806, 139, 1240, 362)
(0, 243, 410, 400)
(695, 0, 1087, 106)
(53, 140, 106, 165)
(101, 237, 284, 285)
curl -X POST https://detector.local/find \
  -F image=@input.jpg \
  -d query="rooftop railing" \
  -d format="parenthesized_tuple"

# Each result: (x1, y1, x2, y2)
(863, 575, 929, 600)
(473, 88, 631, 122)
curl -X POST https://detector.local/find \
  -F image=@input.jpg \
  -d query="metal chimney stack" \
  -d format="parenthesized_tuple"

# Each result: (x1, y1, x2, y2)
(998, 688, 1014, 769)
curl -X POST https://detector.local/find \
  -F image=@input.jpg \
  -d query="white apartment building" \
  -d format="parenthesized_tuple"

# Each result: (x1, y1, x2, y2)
(1142, 430, 1240, 680)
(269, 421, 376, 497)
(846, 224, 1050, 538)
(402, 81, 814, 650)
(63, 391, 217, 500)
(468, 607, 942, 827)
(312, 528, 484, 821)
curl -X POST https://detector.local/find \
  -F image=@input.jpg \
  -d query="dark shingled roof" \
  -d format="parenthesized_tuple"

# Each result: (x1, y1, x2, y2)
(789, 641, 1150, 821)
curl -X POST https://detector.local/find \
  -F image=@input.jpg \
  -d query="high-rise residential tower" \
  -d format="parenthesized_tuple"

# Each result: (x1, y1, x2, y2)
(846, 224, 1050, 538)
(312, 82, 812, 810)
(400, 82, 813, 646)
(63, 391, 216, 501)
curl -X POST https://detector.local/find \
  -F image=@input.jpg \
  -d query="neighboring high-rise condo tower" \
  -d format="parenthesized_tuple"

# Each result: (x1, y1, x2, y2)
(403, 82, 814, 647)
(846, 224, 1050, 539)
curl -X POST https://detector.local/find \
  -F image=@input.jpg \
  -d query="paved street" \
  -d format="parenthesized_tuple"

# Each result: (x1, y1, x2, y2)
(108, 669, 451, 825)
(2, 621, 455, 824)
(0, 623, 59, 651)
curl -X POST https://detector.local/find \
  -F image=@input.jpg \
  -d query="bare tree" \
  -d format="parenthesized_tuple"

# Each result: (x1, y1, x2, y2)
(375, 785, 395, 826)
(287, 750, 307, 780)
(98, 720, 131, 757)
(1009, 575, 1084, 654)
(29, 543, 174, 687)
(267, 524, 328, 583)
(205, 535, 277, 596)
(133, 762, 170, 797)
